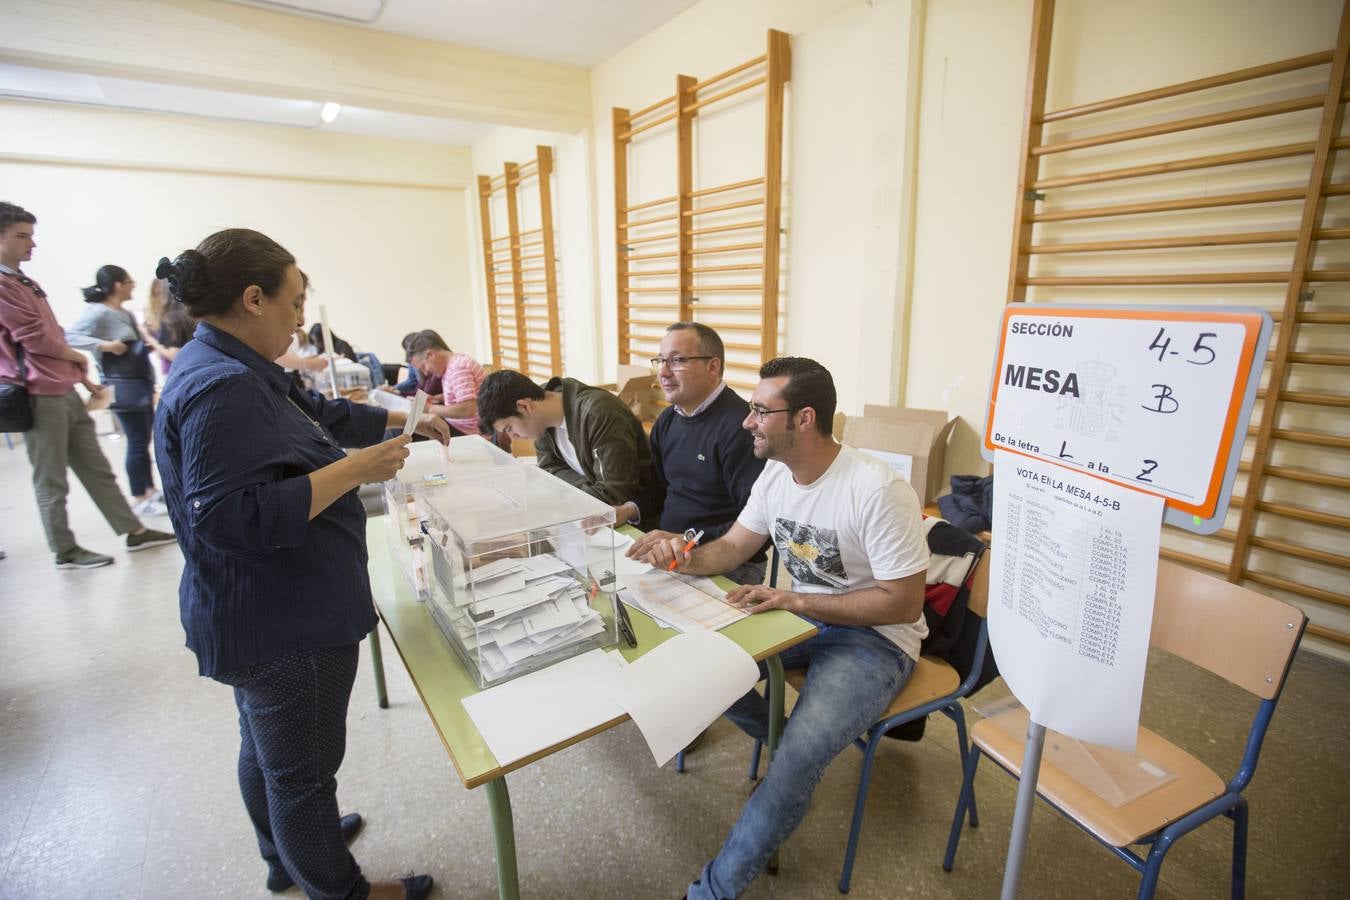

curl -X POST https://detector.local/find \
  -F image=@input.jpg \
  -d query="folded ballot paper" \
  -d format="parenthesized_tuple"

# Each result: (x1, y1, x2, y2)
(462, 632, 759, 767)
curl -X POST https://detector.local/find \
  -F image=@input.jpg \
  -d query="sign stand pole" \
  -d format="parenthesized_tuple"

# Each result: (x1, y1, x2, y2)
(319, 304, 339, 401)
(1000, 720, 1047, 900)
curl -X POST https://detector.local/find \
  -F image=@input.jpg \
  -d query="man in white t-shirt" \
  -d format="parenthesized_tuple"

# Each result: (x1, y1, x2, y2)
(638, 357, 930, 900)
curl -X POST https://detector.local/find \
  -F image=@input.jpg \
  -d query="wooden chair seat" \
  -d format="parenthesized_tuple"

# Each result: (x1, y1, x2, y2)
(972, 708, 1226, 847)
(786, 654, 961, 721)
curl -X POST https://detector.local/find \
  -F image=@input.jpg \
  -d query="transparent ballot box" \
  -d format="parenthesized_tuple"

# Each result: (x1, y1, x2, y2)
(415, 464, 620, 687)
(381, 435, 515, 600)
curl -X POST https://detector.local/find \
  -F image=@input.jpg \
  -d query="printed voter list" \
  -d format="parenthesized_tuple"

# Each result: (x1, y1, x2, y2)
(986, 307, 1263, 518)
(990, 453, 1164, 751)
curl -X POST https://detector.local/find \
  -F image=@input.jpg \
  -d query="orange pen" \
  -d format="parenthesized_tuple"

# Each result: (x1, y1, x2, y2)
(668, 529, 705, 571)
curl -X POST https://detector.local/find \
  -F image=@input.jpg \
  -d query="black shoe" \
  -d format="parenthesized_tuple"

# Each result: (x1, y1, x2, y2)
(265, 813, 365, 892)
(402, 874, 434, 899)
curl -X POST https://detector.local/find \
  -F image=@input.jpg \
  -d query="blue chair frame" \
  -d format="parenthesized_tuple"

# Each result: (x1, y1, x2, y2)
(941, 571, 1308, 899)
(681, 544, 991, 893)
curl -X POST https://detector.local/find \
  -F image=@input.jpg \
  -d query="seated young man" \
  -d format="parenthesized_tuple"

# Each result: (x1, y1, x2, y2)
(623, 322, 767, 586)
(477, 369, 654, 515)
(405, 330, 484, 436)
(633, 357, 930, 900)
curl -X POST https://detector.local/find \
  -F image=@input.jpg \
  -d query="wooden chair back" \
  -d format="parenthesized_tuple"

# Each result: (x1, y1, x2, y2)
(965, 549, 990, 620)
(1150, 560, 1305, 700)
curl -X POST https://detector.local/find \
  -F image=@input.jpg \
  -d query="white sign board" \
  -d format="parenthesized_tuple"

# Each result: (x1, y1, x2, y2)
(984, 305, 1270, 533)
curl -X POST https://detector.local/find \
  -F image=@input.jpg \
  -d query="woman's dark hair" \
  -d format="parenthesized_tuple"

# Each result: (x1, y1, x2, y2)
(156, 228, 295, 318)
(477, 370, 545, 430)
(81, 265, 130, 303)
(309, 323, 357, 361)
(759, 356, 837, 436)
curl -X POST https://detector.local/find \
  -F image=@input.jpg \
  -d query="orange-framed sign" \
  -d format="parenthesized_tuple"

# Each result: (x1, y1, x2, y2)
(982, 304, 1271, 534)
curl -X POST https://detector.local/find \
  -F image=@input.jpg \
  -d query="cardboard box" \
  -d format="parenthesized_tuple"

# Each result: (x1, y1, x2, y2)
(841, 405, 958, 505)
(616, 373, 667, 424)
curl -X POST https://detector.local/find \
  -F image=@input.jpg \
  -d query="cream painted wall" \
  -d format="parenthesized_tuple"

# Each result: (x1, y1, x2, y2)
(2, 102, 476, 364)
(467, 127, 600, 381)
(589, 0, 920, 407)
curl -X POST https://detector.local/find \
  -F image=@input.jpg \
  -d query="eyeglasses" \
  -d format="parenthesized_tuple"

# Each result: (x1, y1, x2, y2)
(748, 406, 794, 423)
(650, 355, 713, 372)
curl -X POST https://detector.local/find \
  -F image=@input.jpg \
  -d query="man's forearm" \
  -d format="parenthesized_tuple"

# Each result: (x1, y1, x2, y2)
(791, 586, 922, 627)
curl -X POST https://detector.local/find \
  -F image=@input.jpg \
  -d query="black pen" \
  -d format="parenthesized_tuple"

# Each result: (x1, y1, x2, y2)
(616, 597, 637, 648)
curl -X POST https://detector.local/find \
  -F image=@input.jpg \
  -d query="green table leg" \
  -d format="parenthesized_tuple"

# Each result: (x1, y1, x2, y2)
(765, 654, 785, 875)
(485, 777, 520, 900)
(367, 625, 389, 710)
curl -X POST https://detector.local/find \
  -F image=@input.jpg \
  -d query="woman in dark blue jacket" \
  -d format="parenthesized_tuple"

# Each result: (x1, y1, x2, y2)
(154, 229, 443, 900)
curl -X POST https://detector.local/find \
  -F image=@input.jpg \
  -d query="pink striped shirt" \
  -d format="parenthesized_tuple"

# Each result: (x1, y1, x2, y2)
(441, 352, 486, 434)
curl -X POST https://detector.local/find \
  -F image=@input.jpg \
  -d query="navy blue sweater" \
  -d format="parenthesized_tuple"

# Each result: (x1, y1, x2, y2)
(640, 386, 766, 558)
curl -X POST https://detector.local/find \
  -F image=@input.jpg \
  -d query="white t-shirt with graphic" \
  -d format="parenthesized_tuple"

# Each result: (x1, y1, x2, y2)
(737, 445, 931, 659)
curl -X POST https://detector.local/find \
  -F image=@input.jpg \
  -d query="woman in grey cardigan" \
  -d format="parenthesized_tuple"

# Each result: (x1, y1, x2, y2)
(65, 265, 165, 516)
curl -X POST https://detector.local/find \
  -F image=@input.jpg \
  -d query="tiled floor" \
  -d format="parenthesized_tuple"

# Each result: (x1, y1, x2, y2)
(1, 433, 1347, 899)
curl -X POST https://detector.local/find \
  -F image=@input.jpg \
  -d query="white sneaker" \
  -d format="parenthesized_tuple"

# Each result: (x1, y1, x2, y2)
(136, 498, 168, 516)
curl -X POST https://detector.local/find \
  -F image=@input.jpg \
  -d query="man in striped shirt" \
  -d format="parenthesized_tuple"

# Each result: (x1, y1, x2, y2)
(406, 330, 485, 435)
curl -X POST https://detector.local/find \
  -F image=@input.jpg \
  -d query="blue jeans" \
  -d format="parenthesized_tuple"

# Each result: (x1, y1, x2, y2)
(112, 409, 154, 497)
(687, 621, 915, 899)
(216, 645, 369, 900)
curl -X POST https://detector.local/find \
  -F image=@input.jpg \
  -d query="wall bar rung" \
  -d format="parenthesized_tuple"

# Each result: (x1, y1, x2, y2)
(1242, 571, 1350, 608)
(1031, 142, 1319, 190)
(691, 241, 764, 255)
(1033, 94, 1328, 157)
(684, 198, 765, 217)
(1041, 51, 1334, 123)
(1032, 186, 1315, 223)
(694, 54, 767, 92)
(624, 195, 679, 213)
(690, 177, 766, 199)
(687, 220, 765, 237)
(619, 111, 678, 141)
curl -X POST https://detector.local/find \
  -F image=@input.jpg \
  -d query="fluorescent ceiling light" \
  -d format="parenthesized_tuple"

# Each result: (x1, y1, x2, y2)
(320, 101, 341, 123)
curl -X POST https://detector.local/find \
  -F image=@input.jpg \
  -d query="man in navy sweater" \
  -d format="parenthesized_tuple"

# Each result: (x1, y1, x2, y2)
(624, 322, 767, 585)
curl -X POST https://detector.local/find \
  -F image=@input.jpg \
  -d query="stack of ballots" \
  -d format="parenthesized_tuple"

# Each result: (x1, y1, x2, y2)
(416, 463, 620, 688)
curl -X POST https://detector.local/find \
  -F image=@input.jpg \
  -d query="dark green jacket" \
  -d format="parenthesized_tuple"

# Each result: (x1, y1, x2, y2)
(535, 377, 654, 510)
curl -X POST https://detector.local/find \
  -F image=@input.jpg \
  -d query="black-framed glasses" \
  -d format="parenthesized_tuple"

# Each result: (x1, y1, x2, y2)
(748, 405, 794, 423)
(650, 355, 714, 372)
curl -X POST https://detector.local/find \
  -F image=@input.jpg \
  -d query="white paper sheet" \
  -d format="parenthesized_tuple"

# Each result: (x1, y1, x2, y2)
(603, 631, 760, 766)
(370, 390, 412, 414)
(461, 649, 626, 765)
(402, 388, 428, 437)
(989, 452, 1164, 751)
(623, 571, 747, 632)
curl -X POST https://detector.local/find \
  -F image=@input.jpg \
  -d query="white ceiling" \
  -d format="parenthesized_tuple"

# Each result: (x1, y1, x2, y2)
(0, 1, 701, 144)
(227, 0, 702, 67)
(0, 63, 495, 145)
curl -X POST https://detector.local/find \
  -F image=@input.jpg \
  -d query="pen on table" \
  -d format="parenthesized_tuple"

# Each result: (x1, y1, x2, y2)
(669, 529, 705, 571)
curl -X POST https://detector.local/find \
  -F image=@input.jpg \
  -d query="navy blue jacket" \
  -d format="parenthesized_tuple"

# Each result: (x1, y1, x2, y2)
(155, 323, 389, 677)
(641, 385, 765, 556)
